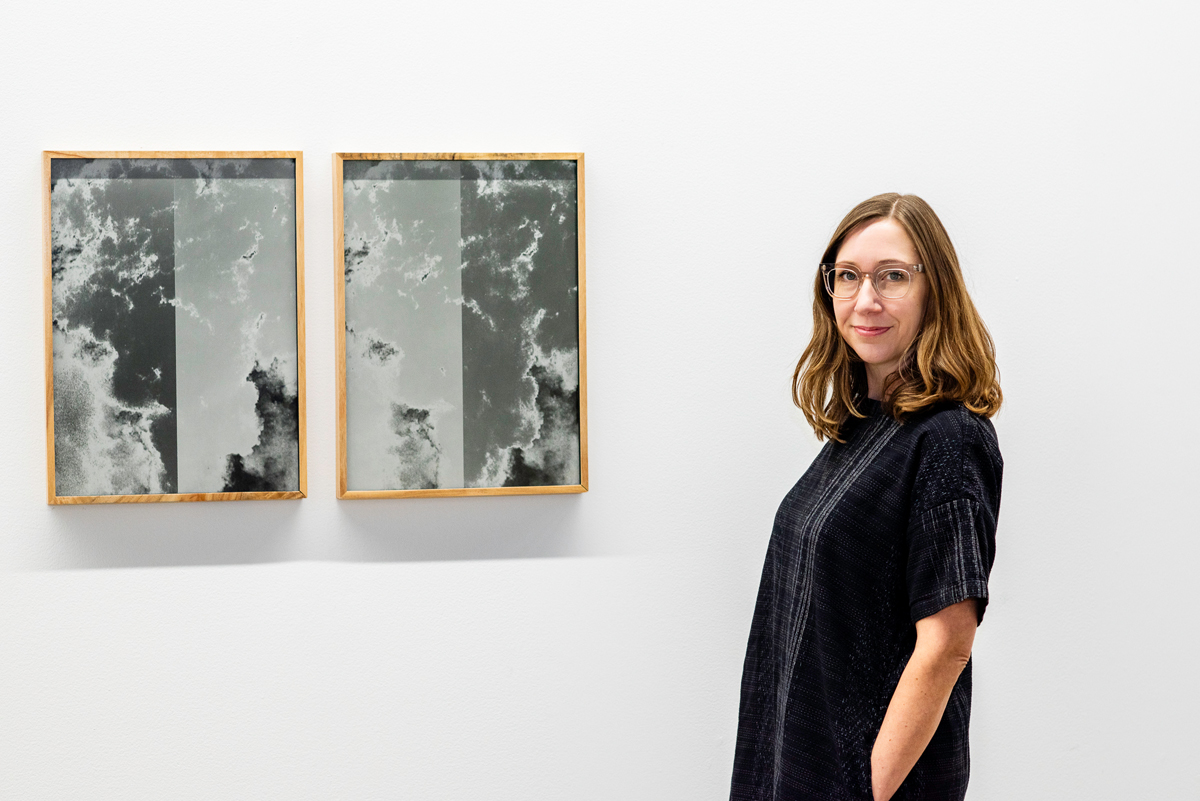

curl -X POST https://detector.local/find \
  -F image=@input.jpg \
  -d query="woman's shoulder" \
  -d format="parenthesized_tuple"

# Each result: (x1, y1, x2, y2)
(906, 400, 999, 452)
(902, 401, 1003, 512)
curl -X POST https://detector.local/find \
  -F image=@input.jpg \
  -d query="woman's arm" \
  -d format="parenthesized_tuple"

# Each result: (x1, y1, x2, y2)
(870, 598, 979, 801)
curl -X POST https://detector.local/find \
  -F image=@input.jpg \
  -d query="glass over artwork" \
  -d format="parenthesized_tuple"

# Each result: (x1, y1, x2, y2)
(337, 155, 586, 497)
(46, 154, 305, 503)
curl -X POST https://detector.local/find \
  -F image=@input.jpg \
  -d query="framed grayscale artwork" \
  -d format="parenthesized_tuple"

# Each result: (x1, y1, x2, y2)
(333, 153, 588, 498)
(43, 151, 307, 504)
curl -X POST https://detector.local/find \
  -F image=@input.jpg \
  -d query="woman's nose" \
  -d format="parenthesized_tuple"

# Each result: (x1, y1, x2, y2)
(854, 277, 884, 312)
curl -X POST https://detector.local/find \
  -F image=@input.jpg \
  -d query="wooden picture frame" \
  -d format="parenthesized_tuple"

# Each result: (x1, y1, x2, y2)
(333, 153, 588, 499)
(44, 151, 307, 504)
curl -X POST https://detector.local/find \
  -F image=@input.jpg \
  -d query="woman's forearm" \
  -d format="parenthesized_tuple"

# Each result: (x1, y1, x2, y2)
(870, 599, 977, 801)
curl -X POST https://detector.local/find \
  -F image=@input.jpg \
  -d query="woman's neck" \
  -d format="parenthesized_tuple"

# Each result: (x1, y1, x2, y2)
(865, 362, 898, 401)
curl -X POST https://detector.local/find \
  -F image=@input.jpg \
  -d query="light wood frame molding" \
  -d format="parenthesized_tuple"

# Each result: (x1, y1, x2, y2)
(333, 152, 588, 499)
(43, 150, 307, 504)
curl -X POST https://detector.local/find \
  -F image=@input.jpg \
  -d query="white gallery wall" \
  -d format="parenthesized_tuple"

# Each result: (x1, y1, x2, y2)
(2, 1, 1197, 798)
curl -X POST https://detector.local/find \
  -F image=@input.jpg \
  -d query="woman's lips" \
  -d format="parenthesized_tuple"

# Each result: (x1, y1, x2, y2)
(853, 326, 891, 337)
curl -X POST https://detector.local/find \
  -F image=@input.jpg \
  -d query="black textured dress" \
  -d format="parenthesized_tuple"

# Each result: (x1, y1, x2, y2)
(731, 400, 1003, 801)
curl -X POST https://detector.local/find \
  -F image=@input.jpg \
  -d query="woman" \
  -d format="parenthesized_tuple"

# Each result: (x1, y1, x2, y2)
(730, 194, 1003, 801)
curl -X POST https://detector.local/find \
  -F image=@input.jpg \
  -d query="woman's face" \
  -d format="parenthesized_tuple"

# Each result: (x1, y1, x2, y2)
(831, 218, 928, 398)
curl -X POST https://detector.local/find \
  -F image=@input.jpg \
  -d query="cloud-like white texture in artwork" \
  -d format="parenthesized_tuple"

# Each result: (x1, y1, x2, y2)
(342, 176, 466, 491)
(457, 173, 580, 490)
(173, 177, 300, 493)
(388, 403, 442, 490)
(220, 358, 300, 492)
(471, 342, 581, 489)
(50, 176, 180, 495)
(53, 325, 170, 496)
(51, 182, 116, 302)
(345, 327, 456, 490)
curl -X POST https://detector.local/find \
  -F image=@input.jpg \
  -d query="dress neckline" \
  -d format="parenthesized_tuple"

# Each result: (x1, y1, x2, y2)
(860, 397, 884, 416)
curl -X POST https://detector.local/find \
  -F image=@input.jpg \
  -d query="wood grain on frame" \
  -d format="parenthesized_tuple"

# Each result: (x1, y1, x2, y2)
(333, 154, 349, 499)
(334, 152, 587, 499)
(44, 150, 307, 504)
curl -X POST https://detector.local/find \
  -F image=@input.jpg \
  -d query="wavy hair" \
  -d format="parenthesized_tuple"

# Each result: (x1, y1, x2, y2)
(793, 193, 1002, 442)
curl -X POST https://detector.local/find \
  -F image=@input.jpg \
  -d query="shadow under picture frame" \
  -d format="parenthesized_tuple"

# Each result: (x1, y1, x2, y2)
(333, 152, 588, 499)
(43, 150, 308, 505)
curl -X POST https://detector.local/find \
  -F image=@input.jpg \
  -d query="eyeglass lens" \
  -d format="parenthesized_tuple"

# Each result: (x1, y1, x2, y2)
(826, 266, 912, 299)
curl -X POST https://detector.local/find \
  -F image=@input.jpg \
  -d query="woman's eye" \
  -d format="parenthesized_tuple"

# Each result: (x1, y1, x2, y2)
(837, 270, 859, 281)
(882, 270, 906, 282)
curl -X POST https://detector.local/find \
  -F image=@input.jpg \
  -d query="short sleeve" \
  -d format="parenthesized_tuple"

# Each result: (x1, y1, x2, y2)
(905, 410, 1003, 625)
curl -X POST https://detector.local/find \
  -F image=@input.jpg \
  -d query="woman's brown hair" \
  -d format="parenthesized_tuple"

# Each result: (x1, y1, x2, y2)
(793, 193, 1002, 442)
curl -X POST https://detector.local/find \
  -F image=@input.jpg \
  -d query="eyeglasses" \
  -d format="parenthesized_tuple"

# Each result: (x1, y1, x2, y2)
(820, 263, 924, 299)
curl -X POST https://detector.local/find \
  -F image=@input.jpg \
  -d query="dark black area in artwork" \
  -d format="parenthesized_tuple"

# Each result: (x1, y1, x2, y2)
(460, 171, 580, 485)
(459, 160, 576, 181)
(221, 361, 300, 492)
(343, 159, 576, 182)
(503, 364, 581, 487)
(51, 158, 295, 184)
(343, 160, 461, 182)
(52, 179, 179, 492)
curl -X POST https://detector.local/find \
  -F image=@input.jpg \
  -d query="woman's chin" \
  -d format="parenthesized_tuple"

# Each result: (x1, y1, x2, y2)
(851, 346, 900, 369)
